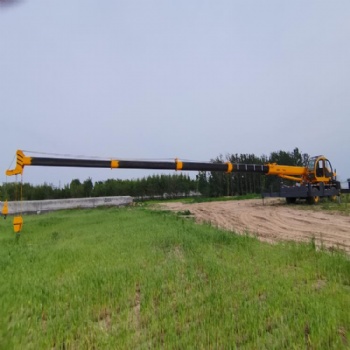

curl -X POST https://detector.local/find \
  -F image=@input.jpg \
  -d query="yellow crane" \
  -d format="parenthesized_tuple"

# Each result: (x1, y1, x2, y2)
(6, 150, 341, 206)
(3, 149, 346, 233)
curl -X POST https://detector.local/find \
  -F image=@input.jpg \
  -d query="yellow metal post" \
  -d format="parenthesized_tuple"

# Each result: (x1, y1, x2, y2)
(1, 200, 8, 219)
(13, 216, 23, 233)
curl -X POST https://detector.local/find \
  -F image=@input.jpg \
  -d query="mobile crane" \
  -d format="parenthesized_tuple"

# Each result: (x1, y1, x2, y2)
(5, 150, 342, 206)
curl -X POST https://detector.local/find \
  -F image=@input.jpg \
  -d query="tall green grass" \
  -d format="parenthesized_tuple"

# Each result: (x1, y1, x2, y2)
(0, 207, 349, 349)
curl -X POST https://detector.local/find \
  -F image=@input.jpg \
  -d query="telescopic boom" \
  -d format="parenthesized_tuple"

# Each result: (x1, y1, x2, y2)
(7, 150, 307, 182)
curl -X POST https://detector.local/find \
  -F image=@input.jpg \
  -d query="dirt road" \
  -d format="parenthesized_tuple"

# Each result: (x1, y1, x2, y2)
(158, 199, 350, 252)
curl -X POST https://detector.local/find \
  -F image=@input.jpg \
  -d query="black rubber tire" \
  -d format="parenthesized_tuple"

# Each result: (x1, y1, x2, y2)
(328, 195, 338, 202)
(307, 196, 320, 205)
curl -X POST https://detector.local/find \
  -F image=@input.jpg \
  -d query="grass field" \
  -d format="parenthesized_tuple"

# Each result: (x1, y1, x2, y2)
(0, 205, 349, 349)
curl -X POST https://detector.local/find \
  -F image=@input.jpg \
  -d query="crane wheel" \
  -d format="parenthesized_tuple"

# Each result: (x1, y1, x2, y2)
(307, 196, 320, 205)
(328, 195, 337, 202)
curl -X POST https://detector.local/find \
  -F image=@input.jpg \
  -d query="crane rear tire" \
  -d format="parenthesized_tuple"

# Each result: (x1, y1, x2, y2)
(307, 196, 320, 205)
(328, 195, 337, 202)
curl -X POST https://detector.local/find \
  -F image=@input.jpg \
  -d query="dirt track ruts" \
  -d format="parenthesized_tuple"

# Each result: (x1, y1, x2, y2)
(158, 199, 350, 252)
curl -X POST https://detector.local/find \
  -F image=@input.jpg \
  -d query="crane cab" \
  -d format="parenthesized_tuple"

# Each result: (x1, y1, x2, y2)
(307, 156, 335, 184)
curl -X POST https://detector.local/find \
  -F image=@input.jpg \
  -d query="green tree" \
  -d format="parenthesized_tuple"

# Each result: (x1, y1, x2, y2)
(70, 179, 84, 198)
(83, 178, 93, 197)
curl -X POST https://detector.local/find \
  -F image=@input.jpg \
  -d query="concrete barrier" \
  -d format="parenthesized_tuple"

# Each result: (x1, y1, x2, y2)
(2, 196, 133, 215)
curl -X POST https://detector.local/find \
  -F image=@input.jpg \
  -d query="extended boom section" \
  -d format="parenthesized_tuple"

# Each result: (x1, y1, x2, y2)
(6, 150, 270, 176)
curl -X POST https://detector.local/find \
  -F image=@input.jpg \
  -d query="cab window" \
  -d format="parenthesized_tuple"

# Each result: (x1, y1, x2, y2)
(316, 160, 323, 177)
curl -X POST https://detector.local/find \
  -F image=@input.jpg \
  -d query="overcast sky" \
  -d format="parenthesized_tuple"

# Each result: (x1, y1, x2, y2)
(1, 1, 350, 187)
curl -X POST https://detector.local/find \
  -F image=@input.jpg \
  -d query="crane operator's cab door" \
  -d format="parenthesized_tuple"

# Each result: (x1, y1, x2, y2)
(308, 156, 334, 183)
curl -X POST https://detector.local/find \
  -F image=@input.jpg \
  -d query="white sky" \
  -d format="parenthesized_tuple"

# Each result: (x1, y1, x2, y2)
(1, 1, 350, 187)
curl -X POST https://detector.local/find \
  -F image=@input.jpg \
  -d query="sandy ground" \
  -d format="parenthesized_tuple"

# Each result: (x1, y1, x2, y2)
(157, 199, 350, 253)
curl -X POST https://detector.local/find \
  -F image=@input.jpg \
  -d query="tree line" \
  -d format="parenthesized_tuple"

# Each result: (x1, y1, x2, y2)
(197, 147, 308, 197)
(0, 174, 198, 201)
(0, 148, 308, 200)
